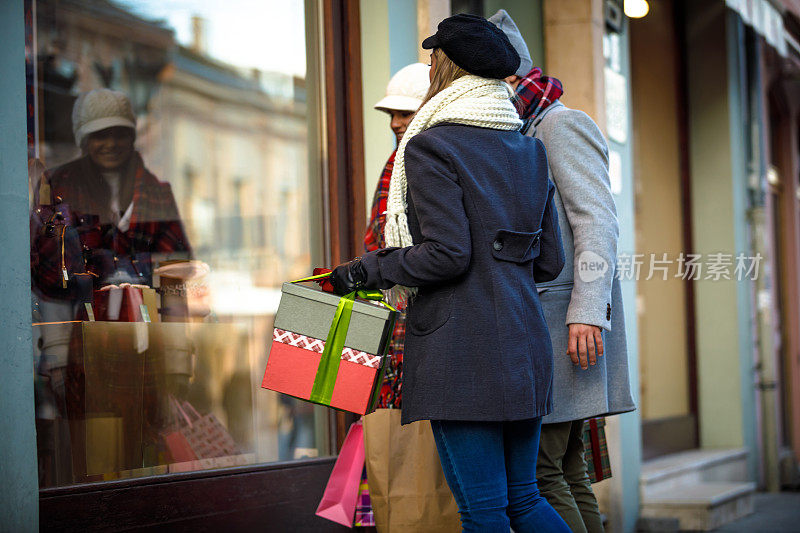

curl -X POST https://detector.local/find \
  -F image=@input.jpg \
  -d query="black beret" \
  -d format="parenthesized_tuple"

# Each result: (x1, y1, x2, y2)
(422, 13, 520, 79)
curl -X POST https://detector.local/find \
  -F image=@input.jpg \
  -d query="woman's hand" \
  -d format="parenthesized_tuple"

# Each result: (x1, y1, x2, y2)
(329, 258, 368, 296)
(567, 323, 604, 370)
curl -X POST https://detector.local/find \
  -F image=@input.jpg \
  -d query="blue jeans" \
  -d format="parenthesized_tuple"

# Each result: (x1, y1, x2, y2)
(430, 418, 572, 533)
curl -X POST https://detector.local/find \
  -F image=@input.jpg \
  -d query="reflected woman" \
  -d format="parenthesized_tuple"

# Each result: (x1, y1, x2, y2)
(32, 88, 191, 300)
(30, 88, 191, 483)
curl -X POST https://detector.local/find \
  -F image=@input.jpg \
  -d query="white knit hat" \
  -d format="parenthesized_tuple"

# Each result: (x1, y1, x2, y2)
(374, 63, 431, 113)
(72, 88, 136, 147)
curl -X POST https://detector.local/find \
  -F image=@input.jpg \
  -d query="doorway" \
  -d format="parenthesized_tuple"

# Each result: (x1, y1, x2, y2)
(630, 0, 698, 459)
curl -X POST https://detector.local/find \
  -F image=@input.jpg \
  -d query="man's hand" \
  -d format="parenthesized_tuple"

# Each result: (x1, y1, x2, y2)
(567, 323, 604, 370)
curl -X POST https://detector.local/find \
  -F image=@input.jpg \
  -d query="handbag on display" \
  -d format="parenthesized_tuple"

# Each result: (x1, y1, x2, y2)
(315, 420, 366, 527)
(30, 174, 93, 302)
(583, 417, 612, 483)
(154, 260, 211, 321)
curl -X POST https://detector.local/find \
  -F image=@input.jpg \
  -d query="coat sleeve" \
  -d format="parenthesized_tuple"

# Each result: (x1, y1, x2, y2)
(533, 179, 565, 282)
(360, 134, 471, 289)
(537, 109, 619, 330)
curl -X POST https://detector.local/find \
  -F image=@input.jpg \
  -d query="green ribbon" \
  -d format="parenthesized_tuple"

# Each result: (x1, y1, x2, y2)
(291, 274, 395, 406)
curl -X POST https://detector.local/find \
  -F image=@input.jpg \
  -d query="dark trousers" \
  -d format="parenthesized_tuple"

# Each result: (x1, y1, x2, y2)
(430, 418, 571, 533)
(537, 420, 604, 532)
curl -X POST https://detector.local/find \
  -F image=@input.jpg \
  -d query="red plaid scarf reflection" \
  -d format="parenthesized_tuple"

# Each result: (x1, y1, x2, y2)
(364, 151, 395, 251)
(364, 151, 405, 408)
(511, 67, 564, 125)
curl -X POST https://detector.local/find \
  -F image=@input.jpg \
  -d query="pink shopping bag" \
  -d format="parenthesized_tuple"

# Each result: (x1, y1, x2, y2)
(315, 420, 365, 527)
(163, 397, 239, 462)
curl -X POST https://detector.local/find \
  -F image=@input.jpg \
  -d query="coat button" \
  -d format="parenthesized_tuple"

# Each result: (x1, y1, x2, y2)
(606, 303, 612, 321)
(493, 239, 503, 251)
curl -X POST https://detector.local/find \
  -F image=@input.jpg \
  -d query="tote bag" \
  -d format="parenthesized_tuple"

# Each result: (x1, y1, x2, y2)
(363, 409, 460, 532)
(315, 420, 365, 527)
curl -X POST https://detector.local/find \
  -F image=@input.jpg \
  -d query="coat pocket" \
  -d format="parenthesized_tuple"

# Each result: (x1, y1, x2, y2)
(407, 284, 455, 336)
(537, 282, 573, 297)
(490, 229, 542, 264)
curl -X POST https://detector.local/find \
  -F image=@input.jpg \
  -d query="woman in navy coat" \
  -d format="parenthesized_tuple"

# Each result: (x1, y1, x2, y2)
(331, 14, 569, 533)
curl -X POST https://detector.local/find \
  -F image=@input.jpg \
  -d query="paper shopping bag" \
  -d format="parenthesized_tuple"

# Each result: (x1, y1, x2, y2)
(315, 420, 365, 527)
(354, 465, 375, 527)
(85, 415, 125, 476)
(163, 431, 197, 463)
(163, 398, 239, 462)
(363, 409, 460, 532)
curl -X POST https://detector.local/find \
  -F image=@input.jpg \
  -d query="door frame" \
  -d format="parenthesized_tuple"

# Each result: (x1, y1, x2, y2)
(634, 0, 700, 460)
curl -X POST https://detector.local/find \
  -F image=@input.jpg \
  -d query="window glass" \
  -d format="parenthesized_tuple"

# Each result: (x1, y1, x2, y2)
(27, 0, 329, 488)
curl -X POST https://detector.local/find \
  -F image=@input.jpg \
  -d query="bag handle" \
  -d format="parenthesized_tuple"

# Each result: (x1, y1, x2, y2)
(169, 396, 194, 427)
(291, 272, 332, 283)
(37, 168, 54, 206)
(290, 272, 397, 312)
(181, 400, 203, 421)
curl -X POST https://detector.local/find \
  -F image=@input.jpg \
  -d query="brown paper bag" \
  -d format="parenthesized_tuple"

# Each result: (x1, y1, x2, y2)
(363, 409, 461, 532)
(85, 415, 125, 476)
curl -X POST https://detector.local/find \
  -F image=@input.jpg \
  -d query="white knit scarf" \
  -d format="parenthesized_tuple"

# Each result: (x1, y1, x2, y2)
(382, 75, 523, 301)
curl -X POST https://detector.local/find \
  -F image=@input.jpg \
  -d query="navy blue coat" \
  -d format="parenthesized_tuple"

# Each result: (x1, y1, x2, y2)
(360, 123, 565, 424)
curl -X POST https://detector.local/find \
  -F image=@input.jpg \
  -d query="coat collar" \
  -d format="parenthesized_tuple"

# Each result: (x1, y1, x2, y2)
(523, 99, 564, 135)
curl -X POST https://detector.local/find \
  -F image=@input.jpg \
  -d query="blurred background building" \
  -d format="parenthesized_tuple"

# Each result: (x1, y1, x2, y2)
(1, 0, 800, 531)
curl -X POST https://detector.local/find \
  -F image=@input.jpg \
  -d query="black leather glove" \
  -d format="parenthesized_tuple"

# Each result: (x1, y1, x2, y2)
(329, 258, 368, 295)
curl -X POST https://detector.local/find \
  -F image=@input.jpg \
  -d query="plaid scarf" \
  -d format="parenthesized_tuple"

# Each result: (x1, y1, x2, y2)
(511, 67, 564, 127)
(364, 151, 395, 251)
(364, 150, 405, 408)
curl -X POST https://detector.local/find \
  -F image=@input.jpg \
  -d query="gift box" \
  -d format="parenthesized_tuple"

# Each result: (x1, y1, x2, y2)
(93, 285, 148, 322)
(262, 279, 396, 415)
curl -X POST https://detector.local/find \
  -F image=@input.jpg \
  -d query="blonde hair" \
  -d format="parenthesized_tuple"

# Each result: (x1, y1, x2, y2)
(419, 48, 469, 108)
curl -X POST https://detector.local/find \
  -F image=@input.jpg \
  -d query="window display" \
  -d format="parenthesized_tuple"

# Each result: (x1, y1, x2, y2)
(27, 0, 328, 487)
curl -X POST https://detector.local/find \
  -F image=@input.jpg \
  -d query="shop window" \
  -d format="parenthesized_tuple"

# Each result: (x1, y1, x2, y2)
(27, 0, 330, 488)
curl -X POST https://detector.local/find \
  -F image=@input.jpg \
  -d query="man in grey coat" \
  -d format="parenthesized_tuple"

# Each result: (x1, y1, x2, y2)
(490, 10, 635, 533)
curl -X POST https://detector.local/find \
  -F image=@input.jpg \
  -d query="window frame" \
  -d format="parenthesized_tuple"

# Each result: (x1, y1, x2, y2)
(37, 0, 366, 527)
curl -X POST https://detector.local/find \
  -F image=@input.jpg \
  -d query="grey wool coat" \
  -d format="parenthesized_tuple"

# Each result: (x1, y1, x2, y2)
(527, 101, 636, 424)
(360, 123, 565, 425)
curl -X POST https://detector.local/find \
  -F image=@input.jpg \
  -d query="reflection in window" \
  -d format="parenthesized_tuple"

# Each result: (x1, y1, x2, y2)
(27, 0, 326, 488)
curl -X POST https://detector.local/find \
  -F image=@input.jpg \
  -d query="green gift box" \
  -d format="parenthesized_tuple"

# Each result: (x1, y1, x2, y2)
(262, 277, 396, 414)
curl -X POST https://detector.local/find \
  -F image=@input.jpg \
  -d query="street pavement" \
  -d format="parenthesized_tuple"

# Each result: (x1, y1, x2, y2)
(715, 492, 800, 532)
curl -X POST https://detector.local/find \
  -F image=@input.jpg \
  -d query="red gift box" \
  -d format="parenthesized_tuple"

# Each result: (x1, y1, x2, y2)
(92, 285, 148, 322)
(262, 278, 396, 415)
